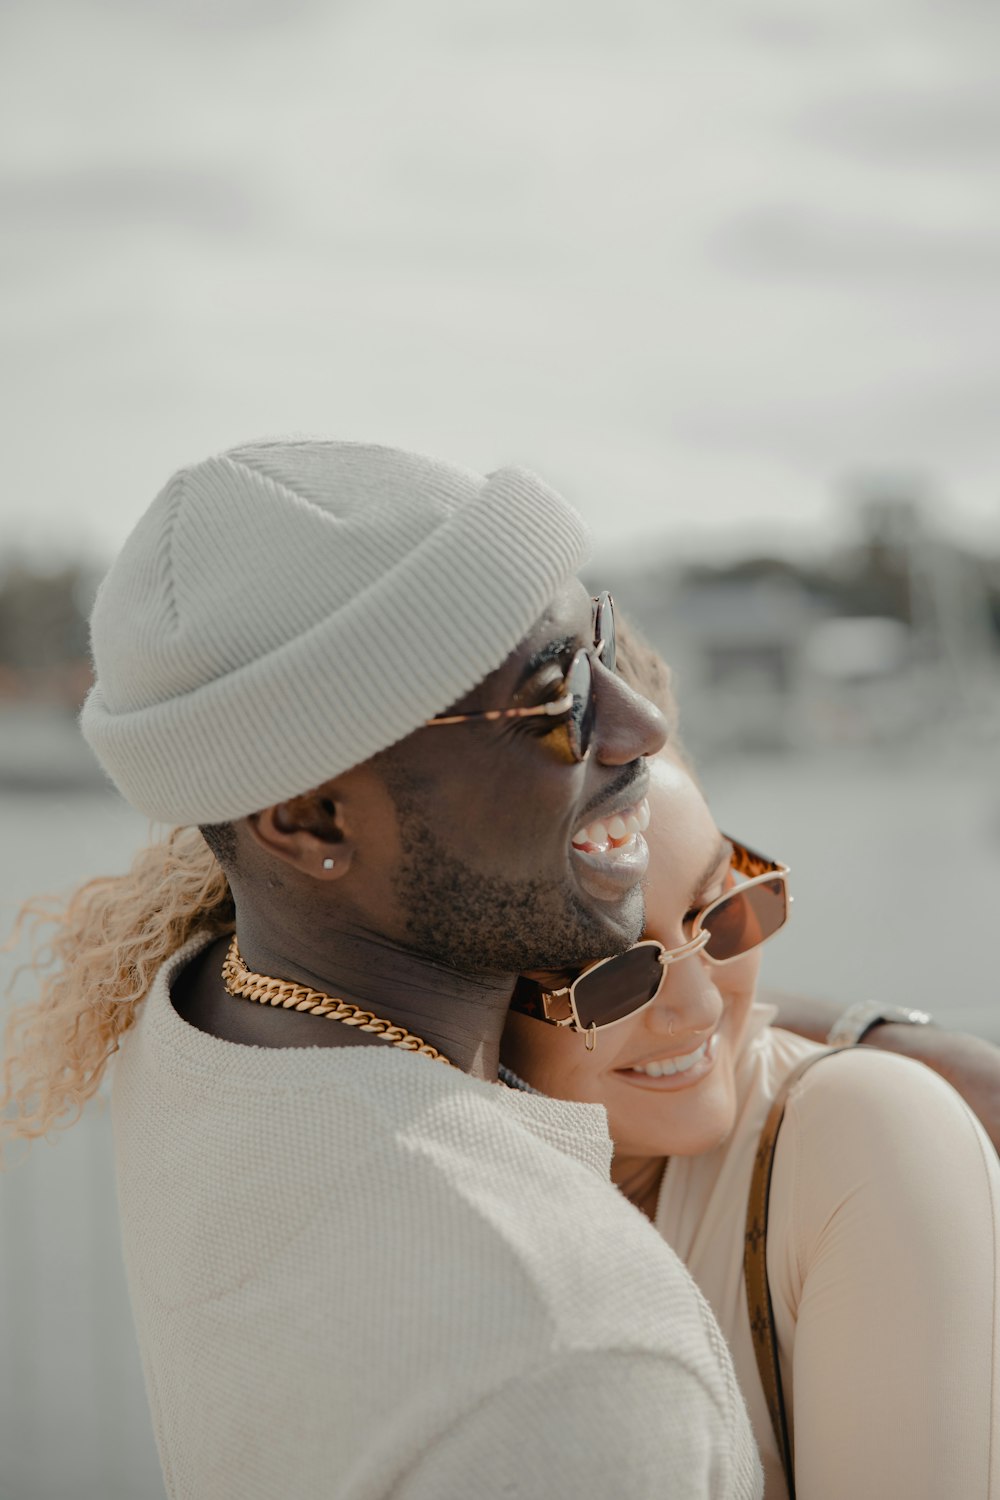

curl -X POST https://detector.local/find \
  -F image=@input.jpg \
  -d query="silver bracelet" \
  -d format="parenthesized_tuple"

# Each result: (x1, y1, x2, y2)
(826, 1001, 934, 1049)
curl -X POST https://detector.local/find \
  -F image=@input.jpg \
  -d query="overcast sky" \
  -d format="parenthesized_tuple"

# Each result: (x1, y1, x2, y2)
(2, 0, 998, 569)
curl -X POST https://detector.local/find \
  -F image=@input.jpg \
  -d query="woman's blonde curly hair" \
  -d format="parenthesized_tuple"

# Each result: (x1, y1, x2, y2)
(1, 827, 234, 1157)
(0, 609, 680, 1159)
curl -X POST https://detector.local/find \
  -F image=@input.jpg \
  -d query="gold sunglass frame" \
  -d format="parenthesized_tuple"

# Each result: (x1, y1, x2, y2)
(536, 837, 790, 1048)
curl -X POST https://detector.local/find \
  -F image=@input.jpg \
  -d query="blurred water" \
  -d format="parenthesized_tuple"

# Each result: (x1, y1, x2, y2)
(700, 744, 1000, 1038)
(0, 791, 162, 1500)
(1, 751, 999, 1498)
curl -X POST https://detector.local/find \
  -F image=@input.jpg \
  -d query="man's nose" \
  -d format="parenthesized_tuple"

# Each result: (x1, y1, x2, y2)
(593, 666, 668, 766)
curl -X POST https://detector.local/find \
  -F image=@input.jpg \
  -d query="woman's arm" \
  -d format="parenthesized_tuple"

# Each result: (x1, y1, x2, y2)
(762, 986, 1000, 1156)
(769, 1047, 1000, 1498)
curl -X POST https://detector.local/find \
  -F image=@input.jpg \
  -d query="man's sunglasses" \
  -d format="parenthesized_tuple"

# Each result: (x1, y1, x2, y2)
(510, 837, 790, 1046)
(425, 592, 616, 763)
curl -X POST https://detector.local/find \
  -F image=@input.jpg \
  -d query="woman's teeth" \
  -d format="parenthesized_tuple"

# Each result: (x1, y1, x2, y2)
(628, 1038, 711, 1077)
(572, 798, 650, 853)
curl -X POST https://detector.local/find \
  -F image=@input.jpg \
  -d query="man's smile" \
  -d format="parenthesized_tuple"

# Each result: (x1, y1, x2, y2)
(568, 794, 651, 900)
(571, 795, 651, 854)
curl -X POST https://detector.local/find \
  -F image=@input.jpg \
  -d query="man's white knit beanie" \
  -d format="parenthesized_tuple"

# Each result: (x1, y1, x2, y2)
(80, 439, 590, 826)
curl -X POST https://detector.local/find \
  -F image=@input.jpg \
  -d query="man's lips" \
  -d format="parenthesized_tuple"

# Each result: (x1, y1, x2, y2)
(574, 769, 650, 832)
(571, 795, 650, 855)
(568, 797, 650, 901)
(567, 773, 651, 904)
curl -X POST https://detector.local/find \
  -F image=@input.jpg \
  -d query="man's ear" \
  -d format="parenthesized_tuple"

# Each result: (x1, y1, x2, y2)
(246, 785, 354, 881)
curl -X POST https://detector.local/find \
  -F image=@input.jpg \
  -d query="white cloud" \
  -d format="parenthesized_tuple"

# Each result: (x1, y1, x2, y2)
(1, 0, 997, 564)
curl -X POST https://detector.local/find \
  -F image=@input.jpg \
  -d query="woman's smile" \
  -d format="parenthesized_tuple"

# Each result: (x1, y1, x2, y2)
(614, 1030, 720, 1089)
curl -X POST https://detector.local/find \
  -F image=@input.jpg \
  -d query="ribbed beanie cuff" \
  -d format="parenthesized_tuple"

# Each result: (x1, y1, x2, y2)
(80, 440, 590, 825)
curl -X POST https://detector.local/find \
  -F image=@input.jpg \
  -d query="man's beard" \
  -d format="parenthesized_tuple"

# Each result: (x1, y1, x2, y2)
(389, 815, 642, 975)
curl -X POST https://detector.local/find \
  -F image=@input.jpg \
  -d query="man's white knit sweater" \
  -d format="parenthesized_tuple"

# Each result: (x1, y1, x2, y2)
(112, 935, 762, 1499)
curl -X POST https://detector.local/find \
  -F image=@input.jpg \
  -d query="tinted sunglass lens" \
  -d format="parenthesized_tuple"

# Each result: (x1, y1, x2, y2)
(564, 650, 596, 761)
(573, 945, 665, 1029)
(702, 878, 787, 961)
(594, 592, 616, 675)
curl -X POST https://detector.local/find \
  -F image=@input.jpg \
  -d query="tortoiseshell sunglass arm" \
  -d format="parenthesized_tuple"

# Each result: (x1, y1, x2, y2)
(725, 836, 785, 881)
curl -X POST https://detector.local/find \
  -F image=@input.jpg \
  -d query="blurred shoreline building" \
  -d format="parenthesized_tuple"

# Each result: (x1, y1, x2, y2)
(593, 481, 1000, 760)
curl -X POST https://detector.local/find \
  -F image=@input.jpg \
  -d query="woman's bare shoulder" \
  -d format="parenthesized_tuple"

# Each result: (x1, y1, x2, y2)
(776, 1041, 998, 1208)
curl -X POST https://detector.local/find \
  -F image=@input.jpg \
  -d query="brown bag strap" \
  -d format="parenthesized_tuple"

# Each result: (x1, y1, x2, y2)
(744, 1047, 842, 1498)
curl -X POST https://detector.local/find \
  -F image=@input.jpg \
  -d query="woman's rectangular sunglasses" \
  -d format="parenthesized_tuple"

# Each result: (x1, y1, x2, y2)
(511, 837, 790, 1041)
(425, 592, 616, 763)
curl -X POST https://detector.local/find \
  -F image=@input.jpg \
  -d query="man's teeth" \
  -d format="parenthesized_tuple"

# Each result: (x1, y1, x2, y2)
(572, 798, 650, 853)
(628, 1039, 710, 1077)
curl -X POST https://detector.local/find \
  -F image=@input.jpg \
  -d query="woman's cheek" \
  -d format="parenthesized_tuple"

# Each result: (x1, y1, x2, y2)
(501, 1014, 604, 1102)
(717, 951, 759, 1040)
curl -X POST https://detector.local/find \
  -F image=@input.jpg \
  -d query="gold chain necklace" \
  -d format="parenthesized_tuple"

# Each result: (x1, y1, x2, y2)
(221, 935, 455, 1067)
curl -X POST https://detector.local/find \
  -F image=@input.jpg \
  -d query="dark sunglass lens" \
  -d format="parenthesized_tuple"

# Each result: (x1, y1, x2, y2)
(594, 593, 616, 675)
(702, 878, 787, 961)
(564, 650, 596, 761)
(573, 945, 664, 1029)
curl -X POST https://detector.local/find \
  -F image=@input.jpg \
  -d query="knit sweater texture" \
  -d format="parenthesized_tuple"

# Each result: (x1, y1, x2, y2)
(113, 935, 762, 1499)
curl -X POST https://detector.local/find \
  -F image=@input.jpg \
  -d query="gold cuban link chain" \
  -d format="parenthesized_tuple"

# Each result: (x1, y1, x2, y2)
(221, 935, 454, 1066)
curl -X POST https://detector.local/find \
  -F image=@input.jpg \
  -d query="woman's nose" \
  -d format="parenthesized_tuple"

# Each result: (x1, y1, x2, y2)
(644, 952, 720, 1039)
(594, 668, 668, 767)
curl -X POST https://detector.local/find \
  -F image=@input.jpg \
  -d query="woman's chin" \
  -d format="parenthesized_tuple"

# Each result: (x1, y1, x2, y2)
(609, 1074, 739, 1162)
(664, 1115, 735, 1158)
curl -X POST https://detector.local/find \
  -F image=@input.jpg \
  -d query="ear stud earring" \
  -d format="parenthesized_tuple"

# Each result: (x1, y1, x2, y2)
(322, 857, 335, 870)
